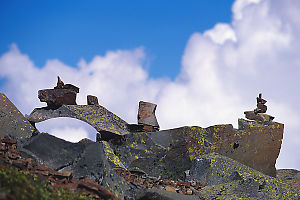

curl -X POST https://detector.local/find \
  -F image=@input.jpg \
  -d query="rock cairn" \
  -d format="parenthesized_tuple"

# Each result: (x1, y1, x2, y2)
(244, 93, 275, 122)
(38, 76, 80, 109)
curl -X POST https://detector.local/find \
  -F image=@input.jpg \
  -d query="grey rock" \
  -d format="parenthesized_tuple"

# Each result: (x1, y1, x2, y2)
(0, 93, 36, 140)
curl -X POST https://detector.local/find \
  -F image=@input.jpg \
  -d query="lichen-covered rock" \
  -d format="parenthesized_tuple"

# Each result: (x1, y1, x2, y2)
(107, 119, 283, 180)
(193, 153, 300, 200)
(0, 93, 36, 140)
(27, 104, 129, 136)
(19, 133, 135, 199)
(149, 119, 283, 177)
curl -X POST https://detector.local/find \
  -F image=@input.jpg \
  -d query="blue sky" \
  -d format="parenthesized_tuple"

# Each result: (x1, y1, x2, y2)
(0, 0, 233, 79)
(1, 0, 300, 170)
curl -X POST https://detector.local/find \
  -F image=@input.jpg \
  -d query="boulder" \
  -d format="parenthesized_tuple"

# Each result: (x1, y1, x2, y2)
(0, 93, 37, 139)
(191, 153, 300, 200)
(107, 119, 283, 179)
(19, 133, 135, 199)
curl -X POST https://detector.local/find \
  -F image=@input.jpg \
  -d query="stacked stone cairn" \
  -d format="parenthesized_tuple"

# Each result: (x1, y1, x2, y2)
(244, 93, 275, 122)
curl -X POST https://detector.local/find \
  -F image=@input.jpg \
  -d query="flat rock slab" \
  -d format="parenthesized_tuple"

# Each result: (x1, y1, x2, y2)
(0, 93, 36, 139)
(194, 153, 300, 200)
(27, 105, 129, 136)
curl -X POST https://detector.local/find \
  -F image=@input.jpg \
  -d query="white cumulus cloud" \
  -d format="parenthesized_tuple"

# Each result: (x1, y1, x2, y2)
(1, 0, 300, 169)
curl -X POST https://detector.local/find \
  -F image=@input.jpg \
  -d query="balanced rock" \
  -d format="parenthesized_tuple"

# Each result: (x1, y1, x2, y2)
(38, 76, 79, 109)
(138, 101, 159, 131)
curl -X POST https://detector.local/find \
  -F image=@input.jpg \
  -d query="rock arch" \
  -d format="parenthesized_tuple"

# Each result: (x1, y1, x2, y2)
(27, 105, 130, 137)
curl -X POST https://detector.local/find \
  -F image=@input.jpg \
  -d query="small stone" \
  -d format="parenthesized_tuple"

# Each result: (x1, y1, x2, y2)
(2, 138, 17, 144)
(0, 143, 5, 151)
(87, 95, 99, 105)
(143, 125, 154, 132)
(186, 188, 193, 195)
(165, 185, 177, 193)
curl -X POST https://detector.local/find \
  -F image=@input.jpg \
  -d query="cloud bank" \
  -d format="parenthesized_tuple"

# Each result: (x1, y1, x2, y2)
(1, 0, 300, 169)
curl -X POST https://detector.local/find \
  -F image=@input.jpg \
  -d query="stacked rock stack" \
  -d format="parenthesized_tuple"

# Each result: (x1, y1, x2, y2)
(38, 76, 80, 109)
(244, 93, 275, 122)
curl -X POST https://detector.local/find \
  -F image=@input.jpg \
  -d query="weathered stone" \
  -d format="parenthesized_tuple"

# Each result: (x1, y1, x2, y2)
(19, 133, 135, 199)
(135, 188, 201, 200)
(192, 153, 300, 200)
(109, 119, 283, 179)
(0, 93, 36, 140)
(54, 76, 79, 93)
(38, 89, 78, 109)
(55, 76, 65, 89)
(244, 111, 274, 122)
(138, 101, 159, 131)
(255, 103, 267, 114)
(27, 104, 129, 136)
(87, 95, 99, 105)
(38, 76, 80, 109)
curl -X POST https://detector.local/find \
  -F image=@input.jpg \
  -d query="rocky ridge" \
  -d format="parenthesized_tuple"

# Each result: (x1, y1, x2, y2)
(0, 78, 299, 200)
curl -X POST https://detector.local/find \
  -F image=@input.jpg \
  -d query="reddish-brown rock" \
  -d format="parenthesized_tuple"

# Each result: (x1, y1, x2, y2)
(138, 101, 159, 131)
(38, 76, 80, 109)
(87, 95, 99, 105)
(38, 89, 78, 109)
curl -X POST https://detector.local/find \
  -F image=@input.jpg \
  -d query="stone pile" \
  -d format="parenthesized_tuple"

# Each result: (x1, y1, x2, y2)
(38, 76, 80, 109)
(244, 93, 275, 122)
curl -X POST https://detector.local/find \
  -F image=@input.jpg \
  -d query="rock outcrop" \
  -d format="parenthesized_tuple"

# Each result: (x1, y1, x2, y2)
(106, 119, 283, 179)
(191, 153, 299, 199)
(0, 80, 298, 200)
(0, 93, 37, 140)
